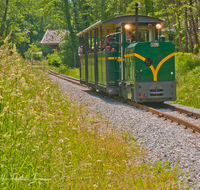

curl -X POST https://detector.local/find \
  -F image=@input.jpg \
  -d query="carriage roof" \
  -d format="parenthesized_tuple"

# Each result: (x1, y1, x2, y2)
(77, 15, 163, 37)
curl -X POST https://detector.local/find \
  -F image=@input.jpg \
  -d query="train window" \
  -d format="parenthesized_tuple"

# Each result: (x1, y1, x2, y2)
(126, 30, 136, 43)
(139, 30, 148, 42)
(126, 25, 151, 43)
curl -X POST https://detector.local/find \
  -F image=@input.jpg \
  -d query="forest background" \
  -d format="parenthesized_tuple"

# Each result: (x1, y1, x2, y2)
(0, 0, 200, 67)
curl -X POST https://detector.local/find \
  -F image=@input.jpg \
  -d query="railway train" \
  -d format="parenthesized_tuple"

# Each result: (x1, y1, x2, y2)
(77, 4, 176, 103)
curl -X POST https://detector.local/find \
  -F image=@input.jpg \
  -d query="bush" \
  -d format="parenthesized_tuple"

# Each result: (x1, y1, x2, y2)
(24, 43, 43, 60)
(193, 44, 199, 54)
(59, 34, 79, 68)
(47, 50, 61, 67)
(175, 53, 200, 108)
(175, 53, 200, 83)
(176, 66, 200, 108)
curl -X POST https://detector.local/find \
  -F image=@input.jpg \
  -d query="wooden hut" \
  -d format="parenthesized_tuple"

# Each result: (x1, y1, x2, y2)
(40, 29, 69, 50)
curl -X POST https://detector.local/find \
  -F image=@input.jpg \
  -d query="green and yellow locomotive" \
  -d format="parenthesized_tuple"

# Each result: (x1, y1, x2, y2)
(77, 7, 176, 103)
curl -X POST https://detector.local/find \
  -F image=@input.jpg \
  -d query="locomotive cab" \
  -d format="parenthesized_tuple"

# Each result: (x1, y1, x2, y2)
(118, 22, 176, 102)
(125, 23, 155, 43)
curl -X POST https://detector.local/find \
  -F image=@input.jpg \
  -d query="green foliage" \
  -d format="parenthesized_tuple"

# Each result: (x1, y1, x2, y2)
(175, 53, 200, 78)
(47, 50, 61, 67)
(24, 43, 43, 60)
(176, 66, 200, 108)
(41, 45, 52, 57)
(193, 44, 199, 54)
(59, 34, 79, 68)
(47, 65, 80, 78)
(62, 66, 79, 78)
(175, 53, 200, 108)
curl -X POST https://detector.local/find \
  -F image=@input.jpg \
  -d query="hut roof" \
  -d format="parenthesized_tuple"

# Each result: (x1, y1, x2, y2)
(40, 29, 69, 45)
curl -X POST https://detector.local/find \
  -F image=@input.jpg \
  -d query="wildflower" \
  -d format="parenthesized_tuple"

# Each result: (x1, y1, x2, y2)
(3, 106, 9, 112)
(0, 96, 3, 99)
(68, 151, 72, 156)
(59, 139, 63, 143)
(97, 160, 102, 163)
(59, 131, 62, 134)
(58, 147, 62, 151)
(93, 184, 98, 187)
(35, 95, 41, 104)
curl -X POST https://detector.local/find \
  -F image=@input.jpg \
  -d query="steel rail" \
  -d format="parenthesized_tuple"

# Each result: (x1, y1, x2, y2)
(47, 69, 80, 85)
(47, 70, 200, 135)
(111, 95, 200, 134)
(163, 104, 200, 119)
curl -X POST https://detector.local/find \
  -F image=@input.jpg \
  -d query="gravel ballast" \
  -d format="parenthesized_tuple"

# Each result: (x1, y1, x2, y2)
(51, 76, 200, 189)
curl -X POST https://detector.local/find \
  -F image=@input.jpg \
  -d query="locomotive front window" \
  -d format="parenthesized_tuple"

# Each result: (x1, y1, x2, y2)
(126, 24, 151, 43)
(139, 30, 148, 42)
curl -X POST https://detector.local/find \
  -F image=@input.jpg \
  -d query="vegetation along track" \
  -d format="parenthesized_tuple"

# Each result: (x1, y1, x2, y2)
(47, 69, 200, 150)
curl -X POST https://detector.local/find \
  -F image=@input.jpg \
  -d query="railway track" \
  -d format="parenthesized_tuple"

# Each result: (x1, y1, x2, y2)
(47, 69, 80, 85)
(47, 69, 200, 149)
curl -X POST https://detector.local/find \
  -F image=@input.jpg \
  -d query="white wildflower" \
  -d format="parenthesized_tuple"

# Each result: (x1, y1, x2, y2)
(3, 106, 9, 112)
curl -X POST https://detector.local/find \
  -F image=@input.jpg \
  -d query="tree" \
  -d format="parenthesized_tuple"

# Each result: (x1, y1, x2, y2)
(0, 0, 9, 40)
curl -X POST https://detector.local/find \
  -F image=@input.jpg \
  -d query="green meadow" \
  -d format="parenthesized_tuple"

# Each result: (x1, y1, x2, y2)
(175, 53, 200, 109)
(0, 38, 189, 189)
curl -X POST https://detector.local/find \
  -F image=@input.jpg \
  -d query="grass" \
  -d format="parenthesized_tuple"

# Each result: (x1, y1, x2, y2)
(38, 64, 80, 79)
(0, 36, 190, 189)
(175, 53, 200, 108)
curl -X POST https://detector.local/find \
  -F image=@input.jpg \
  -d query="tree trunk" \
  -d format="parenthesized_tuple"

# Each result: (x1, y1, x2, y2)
(176, 0, 183, 52)
(188, 0, 198, 47)
(183, 4, 193, 52)
(63, 0, 77, 64)
(125, 0, 127, 13)
(185, 31, 188, 52)
(164, 3, 171, 33)
(120, 0, 123, 14)
(0, 0, 9, 38)
(72, 0, 79, 32)
(195, 0, 199, 43)
(145, 0, 148, 16)
(151, 0, 154, 16)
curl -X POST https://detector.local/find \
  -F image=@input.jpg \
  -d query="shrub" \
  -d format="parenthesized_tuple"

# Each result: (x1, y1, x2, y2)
(193, 44, 199, 54)
(176, 66, 200, 108)
(47, 50, 61, 67)
(24, 43, 43, 60)
(59, 34, 79, 68)
(175, 53, 200, 108)
(175, 53, 200, 84)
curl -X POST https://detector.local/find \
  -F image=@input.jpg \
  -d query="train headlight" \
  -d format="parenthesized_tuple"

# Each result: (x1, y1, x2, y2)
(156, 24, 162, 30)
(125, 24, 130, 30)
